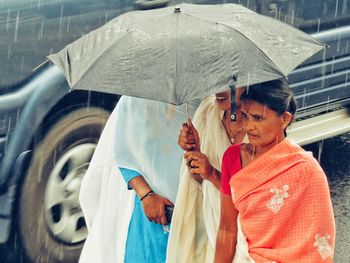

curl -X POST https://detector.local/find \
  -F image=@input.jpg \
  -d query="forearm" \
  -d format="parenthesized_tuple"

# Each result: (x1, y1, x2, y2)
(207, 168, 221, 190)
(214, 228, 237, 263)
(191, 173, 203, 184)
(128, 176, 152, 198)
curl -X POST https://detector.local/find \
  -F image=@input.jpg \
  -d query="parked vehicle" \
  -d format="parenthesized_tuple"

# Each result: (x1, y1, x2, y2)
(0, 0, 349, 262)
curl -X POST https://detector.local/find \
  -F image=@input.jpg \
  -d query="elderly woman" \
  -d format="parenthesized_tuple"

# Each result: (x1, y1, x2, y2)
(167, 88, 246, 262)
(215, 79, 336, 263)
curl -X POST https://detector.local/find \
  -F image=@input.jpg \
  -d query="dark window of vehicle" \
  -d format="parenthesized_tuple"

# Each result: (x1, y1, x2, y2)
(188, 0, 350, 33)
(0, 0, 134, 87)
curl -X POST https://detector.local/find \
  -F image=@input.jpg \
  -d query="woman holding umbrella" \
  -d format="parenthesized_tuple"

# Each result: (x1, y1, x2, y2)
(215, 79, 335, 262)
(167, 87, 246, 262)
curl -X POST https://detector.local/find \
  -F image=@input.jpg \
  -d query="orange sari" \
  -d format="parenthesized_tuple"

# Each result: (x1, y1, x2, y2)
(229, 139, 335, 262)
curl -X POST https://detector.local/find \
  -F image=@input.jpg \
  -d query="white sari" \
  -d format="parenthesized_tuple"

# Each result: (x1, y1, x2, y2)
(79, 96, 197, 263)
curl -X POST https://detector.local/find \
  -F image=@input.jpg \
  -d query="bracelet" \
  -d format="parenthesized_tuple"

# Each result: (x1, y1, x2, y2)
(140, 190, 154, 201)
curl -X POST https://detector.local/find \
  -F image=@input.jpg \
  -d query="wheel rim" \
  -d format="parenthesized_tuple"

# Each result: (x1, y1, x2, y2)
(44, 143, 96, 244)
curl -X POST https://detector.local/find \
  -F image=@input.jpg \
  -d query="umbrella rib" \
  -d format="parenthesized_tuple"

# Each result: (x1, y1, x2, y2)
(174, 12, 179, 103)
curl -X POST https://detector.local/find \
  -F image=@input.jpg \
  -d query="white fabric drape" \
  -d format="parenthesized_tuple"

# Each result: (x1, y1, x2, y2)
(167, 96, 230, 263)
(79, 96, 197, 263)
(79, 102, 134, 263)
(167, 96, 253, 263)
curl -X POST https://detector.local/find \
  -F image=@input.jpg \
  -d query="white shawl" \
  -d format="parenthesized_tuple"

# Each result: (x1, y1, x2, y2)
(167, 96, 253, 263)
(79, 96, 197, 263)
(167, 96, 231, 263)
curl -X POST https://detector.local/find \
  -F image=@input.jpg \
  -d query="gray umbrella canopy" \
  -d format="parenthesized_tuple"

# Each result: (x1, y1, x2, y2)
(48, 3, 325, 105)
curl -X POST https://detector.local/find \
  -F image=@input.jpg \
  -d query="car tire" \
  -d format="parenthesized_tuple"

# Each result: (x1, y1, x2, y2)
(18, 107, 110, 263)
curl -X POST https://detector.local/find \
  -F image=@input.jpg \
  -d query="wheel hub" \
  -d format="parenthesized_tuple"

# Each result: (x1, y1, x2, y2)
(44, 143, 96, 244)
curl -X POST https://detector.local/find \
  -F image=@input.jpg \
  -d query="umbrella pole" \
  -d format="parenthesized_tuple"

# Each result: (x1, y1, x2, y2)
(185, 101, 190, 126)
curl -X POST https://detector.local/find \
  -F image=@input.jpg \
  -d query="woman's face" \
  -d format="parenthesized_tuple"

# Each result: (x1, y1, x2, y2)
(240, 100, 289, 148)
(215, 91, 231, 111)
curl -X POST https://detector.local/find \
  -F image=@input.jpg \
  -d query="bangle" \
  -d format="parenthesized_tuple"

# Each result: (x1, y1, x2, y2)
(140, 190, 154, 201)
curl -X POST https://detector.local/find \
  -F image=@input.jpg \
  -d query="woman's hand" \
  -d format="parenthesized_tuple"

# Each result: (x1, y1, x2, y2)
(184, 151, 213, 179)
(141, 193, 174, 225)
(128, 175, 173, 225)
(184, 151, 221, 189)
(178, 119, 200, 152)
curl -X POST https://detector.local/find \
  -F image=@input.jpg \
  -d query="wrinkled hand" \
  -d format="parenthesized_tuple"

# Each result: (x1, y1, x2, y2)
(141, 193, 174, 225)
(184, 151, 214, 181)
(178, 119, 200, 152)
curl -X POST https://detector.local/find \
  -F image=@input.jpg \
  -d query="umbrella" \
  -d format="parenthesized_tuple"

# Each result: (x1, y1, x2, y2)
(48, 3, 325, 106)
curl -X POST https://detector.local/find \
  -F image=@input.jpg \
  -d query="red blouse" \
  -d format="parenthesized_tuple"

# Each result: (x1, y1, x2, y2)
(221, 144, 242, 196)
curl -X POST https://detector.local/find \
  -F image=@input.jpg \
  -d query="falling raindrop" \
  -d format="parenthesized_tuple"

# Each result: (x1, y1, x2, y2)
(335, 0, 339, 17)
(278, 6, 282, 20)
(105, 12, 109, 23)
(14, 232, 18, 248)
(6, 8, 10, 31)
(16, 109, 20, 125)
(323, 1, 328, 15)
(291, 9, 295, 25)
(87, 91, 91, 108)
(7, 43, 11, 59)
(337, 35, 341, 52)
(301, 89, 307, 109)
(274, 7, 278, 19)
(45, 232, 49, 248)
(59, 5, 64, 41)
(37, 0, 41, 11)
(317, 140, 324, 163)
(14, 10, 20, 43)
(58, 244, 64, 260)
(53, 149, 57, 166)
(326, 96, 330, 112)
(331, 57, 335, 74)
(21, 57, 24, 71)
(321, 48, 327, 89)
(341, 0, 348, 15)
(317, 18, 321, 32)
(38, 22, 44, 40)
(67, 16, 71, 32)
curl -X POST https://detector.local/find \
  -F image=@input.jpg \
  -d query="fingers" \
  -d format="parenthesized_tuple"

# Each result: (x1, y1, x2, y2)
(164, 198, 174, 207)
(178, 121, 200, 151)
(178, 124, 197, 151)
(184, 151, 203, 161)
(142, 195, 173, 225)
(178, 134, 196, 151)
(188, 120, 200, 145)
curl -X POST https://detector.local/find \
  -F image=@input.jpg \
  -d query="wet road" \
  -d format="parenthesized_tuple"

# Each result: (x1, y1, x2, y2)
(1, 133, 350, 263)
